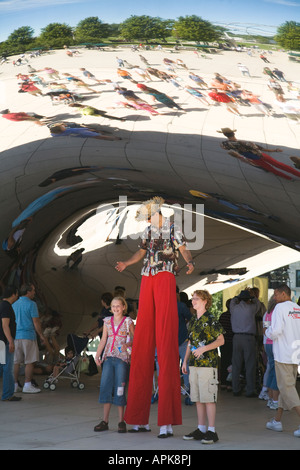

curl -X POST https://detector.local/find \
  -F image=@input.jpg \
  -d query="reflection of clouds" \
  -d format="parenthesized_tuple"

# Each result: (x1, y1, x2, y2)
(264, 0, 300, 6)
(0, 0, 82, 12)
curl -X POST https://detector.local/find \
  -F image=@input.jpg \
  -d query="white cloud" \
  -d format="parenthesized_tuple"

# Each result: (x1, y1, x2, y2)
(0, 0, 83, 12)
(264, 0, 300, 6)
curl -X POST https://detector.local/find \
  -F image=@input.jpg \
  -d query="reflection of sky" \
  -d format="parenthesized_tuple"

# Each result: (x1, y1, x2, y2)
(53, 202, 190, 256)
(12, 186, 71, 228)
(54, 202, 148, 257)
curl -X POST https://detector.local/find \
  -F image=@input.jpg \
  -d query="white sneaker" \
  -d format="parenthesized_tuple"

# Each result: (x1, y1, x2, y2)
(14, 383, 22, 393)
(266, 418, 282, 432)
(269, 400, 278, 410)
(22, 384, 41, 394)
(259, 390, 269, 400)
(294, 426, 300, 438)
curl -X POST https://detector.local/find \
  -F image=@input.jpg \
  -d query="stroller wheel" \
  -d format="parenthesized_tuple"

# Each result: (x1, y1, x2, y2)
(71, 381, 78, 388)
(78, 383, 85, 390)
(43, 381, 50, 389)
(50, 383, 56, 391)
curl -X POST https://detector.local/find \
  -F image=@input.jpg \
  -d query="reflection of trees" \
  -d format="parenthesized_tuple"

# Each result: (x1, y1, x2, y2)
(276, 21, 300, 51)
(263, 266, 290, 289)
(173, 15, 222, 43)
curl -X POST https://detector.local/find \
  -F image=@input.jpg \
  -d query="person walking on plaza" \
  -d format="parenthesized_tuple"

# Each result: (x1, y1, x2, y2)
(237, 63, 251, 77)
(218, 127, 300, 180)
(136, 83, 184, 110)
(265, 285, 300, 438)
(182, 290, 224, 444)
(13, 284, 46, 394)
(230, 289, 260, 397)
(0, 286, 21, 401)
(208, 88, 242, 116)
(115, 196, 195, 438)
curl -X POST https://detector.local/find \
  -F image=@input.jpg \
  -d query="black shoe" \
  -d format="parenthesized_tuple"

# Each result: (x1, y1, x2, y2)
(94, 420, 109, 432)
(246, 392, 258, 398)
(233, 390, 242, 396)
(183, 428, 206, 440)
(157, 433, 168, 438)
(3, 395, 22, 402)
(201, 431, 219, 444)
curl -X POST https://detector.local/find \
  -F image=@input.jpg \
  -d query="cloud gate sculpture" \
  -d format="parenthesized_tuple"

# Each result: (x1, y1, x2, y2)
(1, 47, 300, 340)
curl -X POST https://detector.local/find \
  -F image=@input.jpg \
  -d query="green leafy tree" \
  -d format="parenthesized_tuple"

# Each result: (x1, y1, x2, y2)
(120, 15, 174, 42)
(74, 16, 110, 43)
(275, 21, 300, 51)
(6, 26, 35, 53)
(173, 15, 222, 43)
(39, 22, 73, 48)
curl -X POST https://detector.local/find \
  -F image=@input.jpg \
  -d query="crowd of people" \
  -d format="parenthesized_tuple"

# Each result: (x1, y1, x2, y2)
(1, 197, 299, 445)
(1, 46, 300, 446)
(2, 45, 300, 136)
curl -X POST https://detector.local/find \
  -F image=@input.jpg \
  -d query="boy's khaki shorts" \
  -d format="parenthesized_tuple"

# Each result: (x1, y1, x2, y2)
(189, 366, 219, 403)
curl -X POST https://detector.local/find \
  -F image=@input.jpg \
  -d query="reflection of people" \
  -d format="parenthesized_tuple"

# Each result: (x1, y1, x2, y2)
(94, 297, 134, 433)
(50, 124, 122, 140)
(63, 248, 85, 270)
(265, 285, 300, 437)
(69, 103, 126, 122)
(182, 290, 224, 444)
(218, 128, 300, 180)
(0, 286, 20, 401)
(2, 218, 32, 254)
(115, 196, 195, 438)
(1, 109, 48, 125)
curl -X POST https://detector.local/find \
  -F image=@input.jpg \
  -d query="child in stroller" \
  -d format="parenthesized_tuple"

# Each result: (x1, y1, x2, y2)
(43, 334, 88, 391)
(52, 346, 75, 378)
(45, 90, 80, 105)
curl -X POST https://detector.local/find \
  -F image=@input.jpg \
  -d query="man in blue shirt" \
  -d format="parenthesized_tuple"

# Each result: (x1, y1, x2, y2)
(13, 284, 45, 394)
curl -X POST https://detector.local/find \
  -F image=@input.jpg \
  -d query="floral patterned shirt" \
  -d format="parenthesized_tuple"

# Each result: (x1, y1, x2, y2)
(188, 311, 224, 368)
(221, 140, 264, 160)
(139, 220, 186, 276)
(102, 316, 133, 364)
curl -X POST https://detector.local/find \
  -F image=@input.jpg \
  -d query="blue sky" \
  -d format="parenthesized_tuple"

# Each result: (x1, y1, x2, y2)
(0, 0, 300, 42)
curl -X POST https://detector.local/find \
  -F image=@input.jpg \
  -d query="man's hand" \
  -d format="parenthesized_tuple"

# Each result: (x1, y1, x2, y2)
(115, 261, 127, 272)
(186, 262, 194, 275)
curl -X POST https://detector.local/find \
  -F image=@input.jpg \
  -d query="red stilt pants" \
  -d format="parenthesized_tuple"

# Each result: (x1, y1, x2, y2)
(258, 153, 300, 180)
(124, 271, 182, 426)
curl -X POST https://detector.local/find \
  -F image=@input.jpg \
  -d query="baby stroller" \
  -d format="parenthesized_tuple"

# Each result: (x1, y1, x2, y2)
(43, 334, 89, 391)
(151, 355, 193, 405)
(45, 91, 79, 105)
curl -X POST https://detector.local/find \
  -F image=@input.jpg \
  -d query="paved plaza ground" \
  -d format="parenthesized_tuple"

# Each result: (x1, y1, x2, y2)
(0, 372, 300, 451)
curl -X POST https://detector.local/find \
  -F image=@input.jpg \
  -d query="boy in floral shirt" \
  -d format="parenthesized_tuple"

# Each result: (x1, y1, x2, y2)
(182, 290, 224, 444)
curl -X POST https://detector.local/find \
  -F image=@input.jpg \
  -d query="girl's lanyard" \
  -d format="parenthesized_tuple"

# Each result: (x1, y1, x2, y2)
(110, 317, 126, 352)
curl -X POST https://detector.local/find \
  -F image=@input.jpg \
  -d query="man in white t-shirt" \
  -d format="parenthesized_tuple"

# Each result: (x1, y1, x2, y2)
(265, 284, 300, 437)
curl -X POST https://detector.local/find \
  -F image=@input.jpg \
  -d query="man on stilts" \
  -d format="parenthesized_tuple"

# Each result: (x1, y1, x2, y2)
(115, 197, 195, 438)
